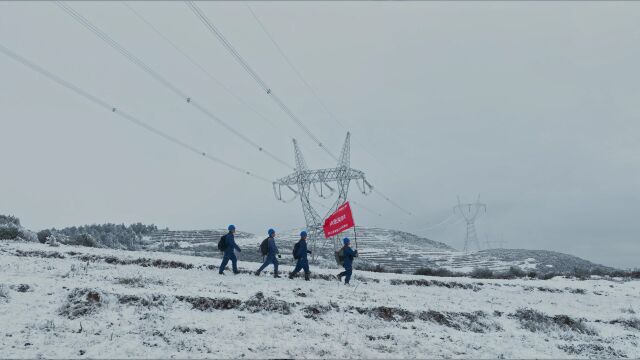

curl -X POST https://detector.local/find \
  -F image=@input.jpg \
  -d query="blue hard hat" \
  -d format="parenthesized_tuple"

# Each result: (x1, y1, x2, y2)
(343, 237, 350, 245)
(228, 225, 235, 231)
(300, 231, 307, 238)
(268, 228, 276, 236)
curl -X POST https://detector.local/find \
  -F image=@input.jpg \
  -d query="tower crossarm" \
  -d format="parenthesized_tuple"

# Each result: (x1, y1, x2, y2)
(274, 167, 366, 186)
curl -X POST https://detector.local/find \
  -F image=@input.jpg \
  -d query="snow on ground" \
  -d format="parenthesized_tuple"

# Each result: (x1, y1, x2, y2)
(1, 240, 638, 359)
(143, 228, 613, 276)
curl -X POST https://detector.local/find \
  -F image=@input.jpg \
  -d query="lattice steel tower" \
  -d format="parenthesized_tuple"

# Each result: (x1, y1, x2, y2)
(454, 195, 487, 252)
(273, 133, 372, 258)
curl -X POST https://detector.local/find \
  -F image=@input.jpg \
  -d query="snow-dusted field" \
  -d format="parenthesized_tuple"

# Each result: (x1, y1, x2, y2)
(1, 240, 638, 359)
(142, 228, 614, 275)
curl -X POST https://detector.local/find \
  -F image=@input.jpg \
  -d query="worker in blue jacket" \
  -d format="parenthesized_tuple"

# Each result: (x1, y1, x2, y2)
(289, 231, 312, 281)
(338, 237, 358, 284)
(219, 224, 241, 275)
(255, 228, 281, 278)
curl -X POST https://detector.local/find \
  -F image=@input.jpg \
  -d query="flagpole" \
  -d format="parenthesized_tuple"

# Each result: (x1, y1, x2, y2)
(354, 226, 358, 251)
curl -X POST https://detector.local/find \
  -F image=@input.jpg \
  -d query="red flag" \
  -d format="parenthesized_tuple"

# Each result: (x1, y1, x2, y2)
(323, 202, 355, 238)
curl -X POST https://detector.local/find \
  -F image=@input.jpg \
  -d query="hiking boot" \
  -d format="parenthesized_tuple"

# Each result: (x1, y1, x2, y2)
(233, 271, 240, 275)
(304, 273, 310, 281)
(337, 274, 343, 281)
(219, 272, 225, 275)
(274, 273, 281, 278)
(288, 272, 295, 279)
(254, 271, 260, 276)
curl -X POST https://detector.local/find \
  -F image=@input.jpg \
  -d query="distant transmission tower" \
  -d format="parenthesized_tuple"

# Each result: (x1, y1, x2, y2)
(273, 133, 372, 258)
(454, 195, 487, 252)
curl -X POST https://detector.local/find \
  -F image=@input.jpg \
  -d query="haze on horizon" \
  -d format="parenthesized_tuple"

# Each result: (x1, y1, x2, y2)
(1, 1, 639, 269)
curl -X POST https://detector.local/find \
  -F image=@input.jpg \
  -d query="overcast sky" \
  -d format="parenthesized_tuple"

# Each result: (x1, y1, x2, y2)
(1, 1, 639, 268)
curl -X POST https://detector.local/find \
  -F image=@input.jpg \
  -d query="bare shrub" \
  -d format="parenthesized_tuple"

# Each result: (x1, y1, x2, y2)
(558, 343, 626, 358)
(609, 317, 640, 330)
(0, 284, 10, 302)
(10, 284, 31, 292)
(115, 276, 145, 288)
(573, 267, 591, 280)
(414, 267, 463, 277)
(68, 234, 99, 248)
(59, 288, 104, 319)
(536, 287, 563, 294)
(470, 267, 494, 279)
(418, 310, 499, 333)
(37, 230, 52, 244)
(512, 308, 596, 335)
(176, 296, 241, 311)
(75, 254, 194, 270)
(389, 279, 479, 291)
(15, 250, 65, 259)
(351, 306, 414, 322)
(241, 292, 292, 315)
(366, 334, 395, 341)
(303, 304, 332, 320)
(118, 294, 167, 307)
(0, 225, 20, 240)
(370, 306, 415, 322)
(508, 266, 526, 278)
(538, 272, 558, 280)
(172, 326, 206, 334)
(18, 229, 38, 242)
(0, 215, 20, 227)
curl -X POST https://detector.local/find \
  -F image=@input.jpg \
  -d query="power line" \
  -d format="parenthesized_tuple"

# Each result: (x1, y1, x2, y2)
(56, 1, 294, 170)
(372, 188, 413, 216)
(185, 1, 338, 161)
(244, 3, 415, 217)
(416, 212, 457, 231)
(244, 3, 345, 129)
(188, 2, 414, 217)
(121, 2, 287, 135)
(0, 43, 270, 183)
(350, 200, 382, 217)
(245, 3, 373, 154)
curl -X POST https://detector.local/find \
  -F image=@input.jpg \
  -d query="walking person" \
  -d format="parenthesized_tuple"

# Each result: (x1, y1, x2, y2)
(218, 224, 241, 275)
(337, 237, 358, 284)
(255, 228, 281, 277)
(289, 231, 312, 281)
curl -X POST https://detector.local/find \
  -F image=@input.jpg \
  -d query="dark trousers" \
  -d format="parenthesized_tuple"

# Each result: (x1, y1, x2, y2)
(257, 255, 279, 273)
(291, 258, 310, 275)
(219, 252, 238, 274)
(339, 265, 353, 284)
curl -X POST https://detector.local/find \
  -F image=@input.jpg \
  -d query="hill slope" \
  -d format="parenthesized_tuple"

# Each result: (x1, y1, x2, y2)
(1, 241, 638, 359)
(141, 227, 614, 275)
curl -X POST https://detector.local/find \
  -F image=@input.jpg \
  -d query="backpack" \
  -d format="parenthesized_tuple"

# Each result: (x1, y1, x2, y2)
(217, 235, 227, 252)
(260, 238, 269, 256)
(335, 246, 346, 266)
(292, 241, 301, 260)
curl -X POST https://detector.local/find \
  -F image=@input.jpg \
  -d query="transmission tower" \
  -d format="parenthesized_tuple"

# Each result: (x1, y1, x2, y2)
(453, 195, 487, 253)
(273, 133, 372, 259)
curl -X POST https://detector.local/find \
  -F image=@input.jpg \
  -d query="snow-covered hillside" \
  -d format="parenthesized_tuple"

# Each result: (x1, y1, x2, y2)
(141, 227, 614, 275)
(1, 240, 639, 358)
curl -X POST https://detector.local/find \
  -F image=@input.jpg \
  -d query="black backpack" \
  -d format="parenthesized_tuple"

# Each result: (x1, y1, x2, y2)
(260, 238, 269, 256)
(335, 246, 346, 266)
(292, 241, 301, 260)
(217, 235, 227, 252)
